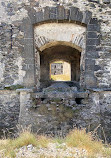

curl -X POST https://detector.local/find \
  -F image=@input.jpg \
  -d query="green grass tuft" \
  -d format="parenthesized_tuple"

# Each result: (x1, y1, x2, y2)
(4, 84, 24, 90)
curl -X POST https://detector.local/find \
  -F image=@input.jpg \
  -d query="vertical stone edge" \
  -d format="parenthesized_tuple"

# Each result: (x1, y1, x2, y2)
(22, 18, 35, 87)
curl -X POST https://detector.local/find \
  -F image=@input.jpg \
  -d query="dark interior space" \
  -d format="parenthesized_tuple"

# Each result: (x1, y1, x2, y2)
(40, 44, 81, 88)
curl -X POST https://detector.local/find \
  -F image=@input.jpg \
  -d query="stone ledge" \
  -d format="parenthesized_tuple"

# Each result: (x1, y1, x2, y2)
(16, 88, 33, 93)
(32, 91, 89, 99)
(88, 88, 111, 92)
(0, 89, 17, 93)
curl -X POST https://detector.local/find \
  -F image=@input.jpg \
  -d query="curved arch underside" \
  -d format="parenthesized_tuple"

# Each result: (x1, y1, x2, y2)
(39, 41, 82, 52)
(34, 23, 86, 52)
(40, 44, 81, 83)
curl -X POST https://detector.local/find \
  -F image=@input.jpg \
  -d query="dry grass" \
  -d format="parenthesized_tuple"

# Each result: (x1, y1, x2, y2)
(0, 132, 37, 158)
(0, 128, 111, 158)
(65, 128, 111, 157)
(36, 135, 52, 148)
(0, 131, 51, 158)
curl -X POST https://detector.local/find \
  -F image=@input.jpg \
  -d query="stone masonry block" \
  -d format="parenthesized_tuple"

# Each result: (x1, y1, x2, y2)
(28, 8, 36, 24)
(86, 51, 99, 59)
(85, 74, 97, 88)
(70, 7, 79, 21)
(102, 0, 110, 4)
(23, 71, 35, 87)
(35, 11, 43, 23)
(90, 18, 98, 25)
(86, 45, 96, 52)
(94, 65, 101, 71)
(87, 32, 98, 39)
(82, 10, 92, 25)
(23, 23, 33, 38)
(85, 59, 95, 72)
(24, 38, 34, 46)
(76, 11, 83, 23)
(44, 6, 50, 21)
(24, 64, 35, 71)
(86, 38, 99, 45)
(87, 24, 100, 32)
(24, 44, 34, 58)
(64, 9, 70, 20)
(24, 58, 35, 65)
(57, 6, 65, 20)
(50, 7, 57, 20)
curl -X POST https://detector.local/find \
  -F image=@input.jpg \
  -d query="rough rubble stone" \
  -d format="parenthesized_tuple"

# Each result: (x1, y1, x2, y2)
(0, 0, 111, 143)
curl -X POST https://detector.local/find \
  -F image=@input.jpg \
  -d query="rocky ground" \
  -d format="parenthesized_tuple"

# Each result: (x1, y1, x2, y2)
(13, 143, 103, 158)
(15, 143, 87, 158)
(0, 129, 111, 158)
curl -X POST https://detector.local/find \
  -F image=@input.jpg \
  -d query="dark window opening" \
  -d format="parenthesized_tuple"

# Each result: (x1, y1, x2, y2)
(75, 98, 83, 104)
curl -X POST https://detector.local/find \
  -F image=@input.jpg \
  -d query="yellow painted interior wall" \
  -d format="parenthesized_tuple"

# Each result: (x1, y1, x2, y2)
(50, 60, 71, 81)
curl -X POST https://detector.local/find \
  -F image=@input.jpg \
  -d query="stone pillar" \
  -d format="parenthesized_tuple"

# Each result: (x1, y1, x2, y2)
(22, 18, 35, 87)
(85, 18, 100, 88)
(17, 89, 33, 126)
(35, 50, 40, 89)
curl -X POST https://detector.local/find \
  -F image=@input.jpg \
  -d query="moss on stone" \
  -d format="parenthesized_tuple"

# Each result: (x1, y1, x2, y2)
(51, 98, 62, 103)
(4, 85, 24, 90)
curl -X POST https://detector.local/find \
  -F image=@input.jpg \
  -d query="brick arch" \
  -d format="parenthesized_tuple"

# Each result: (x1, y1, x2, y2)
(22, 6, 100, 88)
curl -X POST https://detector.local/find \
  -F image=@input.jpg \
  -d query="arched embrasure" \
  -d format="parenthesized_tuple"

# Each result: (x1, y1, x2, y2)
(40, 44, 81, 88)
(23, 6, 99, 88)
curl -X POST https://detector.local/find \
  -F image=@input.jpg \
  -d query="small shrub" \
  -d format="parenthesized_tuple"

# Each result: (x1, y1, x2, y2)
(0, 131, 50, 157)
(11, 131, 37, 148)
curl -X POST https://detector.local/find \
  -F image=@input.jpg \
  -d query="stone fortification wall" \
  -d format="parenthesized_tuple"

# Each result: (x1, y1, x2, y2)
(0, 0, 111, 88)
(18, 89, 111, 142)
(0, 0, 111, 142)
(0, 90, 20, 136)
(0, 88, 110, 142)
